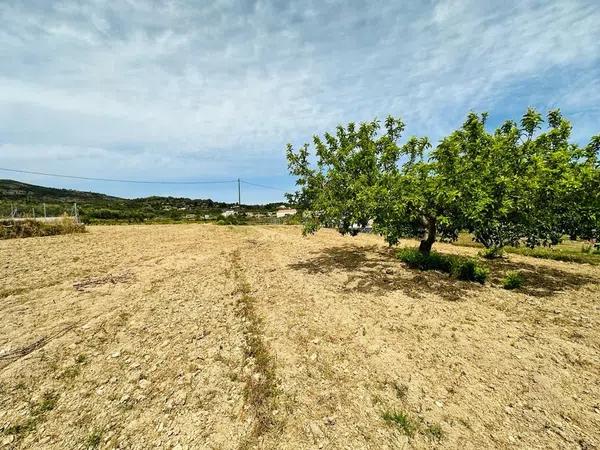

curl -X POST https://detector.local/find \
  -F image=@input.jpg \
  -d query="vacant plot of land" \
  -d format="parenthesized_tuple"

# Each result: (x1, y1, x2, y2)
(1, 225, 599, 449)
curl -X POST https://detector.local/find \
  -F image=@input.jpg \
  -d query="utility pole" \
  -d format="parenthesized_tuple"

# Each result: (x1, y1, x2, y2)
(43, 203, 47, 218)
(238, 178, 241, 206)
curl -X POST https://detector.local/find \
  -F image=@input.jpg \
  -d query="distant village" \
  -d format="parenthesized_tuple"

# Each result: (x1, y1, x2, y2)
(220, 205, 297, 219)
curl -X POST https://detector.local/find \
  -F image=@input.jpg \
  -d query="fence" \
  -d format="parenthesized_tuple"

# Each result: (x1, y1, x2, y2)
(1, 203, 80, 224)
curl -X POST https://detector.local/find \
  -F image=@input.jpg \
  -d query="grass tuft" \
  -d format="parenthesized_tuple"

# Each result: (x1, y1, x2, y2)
(479, 247, 504, 259)
(382, 410, 417, 437)
(424, 423, 444, 441)
(502, 270, 525, 290)
(85, 427, 103, 449)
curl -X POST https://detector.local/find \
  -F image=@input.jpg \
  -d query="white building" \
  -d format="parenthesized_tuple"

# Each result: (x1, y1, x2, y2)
(221, 210, 236, 217)
(276, 208, 297, 218)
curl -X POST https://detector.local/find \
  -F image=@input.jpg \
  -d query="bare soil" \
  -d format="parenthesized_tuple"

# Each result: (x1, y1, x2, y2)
(0, 225, 598, 449)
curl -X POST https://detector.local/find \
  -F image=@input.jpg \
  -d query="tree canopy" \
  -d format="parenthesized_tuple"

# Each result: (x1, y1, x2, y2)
(287, 109, 599, 254)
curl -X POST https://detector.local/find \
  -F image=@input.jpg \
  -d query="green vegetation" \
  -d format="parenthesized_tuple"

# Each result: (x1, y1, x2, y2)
(397, 248, 488, 283)
(424, 423, 444, 442)
(0, 179, 291, 224)
(0, 217, 85, 239)
(85, 428, 103, 449)
(503, 271, 525, 290)
(3, 391, 59, 440)
(287, 109, 599, 257)
(216, 214, 248, 225)
(382, 410, 417, 437)
(479, 247, 504, 259)
(504, 246, 600, 265)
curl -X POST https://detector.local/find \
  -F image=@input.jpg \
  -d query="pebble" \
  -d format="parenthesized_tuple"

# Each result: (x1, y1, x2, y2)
(111, 351, 121, 358)
(435, 400, 444, 408)
(308, 422, 324, 439)
(138, 379, 151, 389)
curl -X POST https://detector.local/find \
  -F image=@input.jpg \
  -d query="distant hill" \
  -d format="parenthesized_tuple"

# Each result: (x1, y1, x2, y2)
(0, 180, 289, 223)
(0, 179, 120, 202)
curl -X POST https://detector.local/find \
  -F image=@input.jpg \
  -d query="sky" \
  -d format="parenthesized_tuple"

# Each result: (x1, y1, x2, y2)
(1, 0, 599, 203)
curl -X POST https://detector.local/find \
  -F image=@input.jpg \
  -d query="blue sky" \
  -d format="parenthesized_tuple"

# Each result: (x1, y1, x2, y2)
(1, 0, 599, 203)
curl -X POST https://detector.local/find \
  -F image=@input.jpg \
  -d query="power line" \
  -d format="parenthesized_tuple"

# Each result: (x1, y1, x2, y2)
(0, 167, 237, 185)
(240, 180, 288, 192)
(0, 166, 291, 192)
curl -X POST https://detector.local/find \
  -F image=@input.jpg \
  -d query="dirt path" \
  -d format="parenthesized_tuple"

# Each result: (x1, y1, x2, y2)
(1, 225, 599, 449)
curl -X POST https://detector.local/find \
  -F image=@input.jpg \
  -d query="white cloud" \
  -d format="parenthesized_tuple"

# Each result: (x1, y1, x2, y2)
(0, 0, 598, 191)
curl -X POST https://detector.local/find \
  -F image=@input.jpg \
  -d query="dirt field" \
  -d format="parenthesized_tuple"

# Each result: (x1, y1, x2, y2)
(1, 225, 599, 449)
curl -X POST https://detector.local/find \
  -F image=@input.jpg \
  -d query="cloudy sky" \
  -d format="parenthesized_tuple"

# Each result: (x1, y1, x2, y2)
(1, 0, 599, 203)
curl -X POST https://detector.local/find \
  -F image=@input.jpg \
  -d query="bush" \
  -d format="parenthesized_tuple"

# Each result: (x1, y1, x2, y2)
(503, 270, 524, 289)
(479, 247, 504, 259)
(216, 214, 248, 225)
(451, 259, 489, 283)
(397, 248, 488, 283)
(0, 217, 85, 240)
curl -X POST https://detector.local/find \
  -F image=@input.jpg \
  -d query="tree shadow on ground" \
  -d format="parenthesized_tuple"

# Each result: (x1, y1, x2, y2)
(288, 245, 596, 300)
(485, 258, 597, 298)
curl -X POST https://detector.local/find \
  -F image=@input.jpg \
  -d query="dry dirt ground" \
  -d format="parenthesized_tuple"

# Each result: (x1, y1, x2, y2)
(0, 224, 598, 449)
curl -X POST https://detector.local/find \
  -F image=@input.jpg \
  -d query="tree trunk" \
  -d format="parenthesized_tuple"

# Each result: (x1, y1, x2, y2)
(418, 216, 436, 254)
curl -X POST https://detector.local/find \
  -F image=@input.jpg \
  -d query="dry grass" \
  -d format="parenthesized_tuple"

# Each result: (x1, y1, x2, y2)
(0, 216, 85, 240)
(0, 224, 599, 449)
(230, 249, 279, 447)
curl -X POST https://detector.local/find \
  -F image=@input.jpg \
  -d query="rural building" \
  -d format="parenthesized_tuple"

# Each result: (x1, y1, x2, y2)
(276, 207, 297, 218)
(221, 210, 236, 217)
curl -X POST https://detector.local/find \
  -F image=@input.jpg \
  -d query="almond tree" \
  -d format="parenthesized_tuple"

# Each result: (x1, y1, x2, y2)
(287, 110, 599, 255)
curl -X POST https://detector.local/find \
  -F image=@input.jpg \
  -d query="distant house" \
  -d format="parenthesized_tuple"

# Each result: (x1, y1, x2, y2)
(276, 208, 297, 218)
(221, 210, 236, 217)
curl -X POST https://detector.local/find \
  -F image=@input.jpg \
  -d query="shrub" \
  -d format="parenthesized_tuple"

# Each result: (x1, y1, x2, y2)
(503, 270, 524, 289)
(451, 258, 489, 283)
(479, 247, 504, 259)
(0, 217, 85, 240)
(216, 215, 248, 225)
(397, 248, 488, 283)
(396, 248, 451, 272)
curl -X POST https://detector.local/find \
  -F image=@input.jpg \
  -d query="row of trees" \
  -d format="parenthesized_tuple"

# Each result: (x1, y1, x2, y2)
(286, 109, 599, 255)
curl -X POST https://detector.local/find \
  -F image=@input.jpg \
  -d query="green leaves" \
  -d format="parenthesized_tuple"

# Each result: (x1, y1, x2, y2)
(286, 109, 599, 253)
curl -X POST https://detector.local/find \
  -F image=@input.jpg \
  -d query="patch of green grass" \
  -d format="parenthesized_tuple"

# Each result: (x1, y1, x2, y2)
(424, 423, 444, 442)
(502, 270, 525, 290)
(85, 427, 103, 449)
(479, 247, 504, 259)
(397, 248, 489, 283)
(60, 365, 81, 380)
(505, 246, 600, 265)
(75, 354, 88, 364)
(3, 417, 38, 437)
(3, 391, 59, 440)
(382, 410, 417, 437)
(33, 391, 59, 416)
